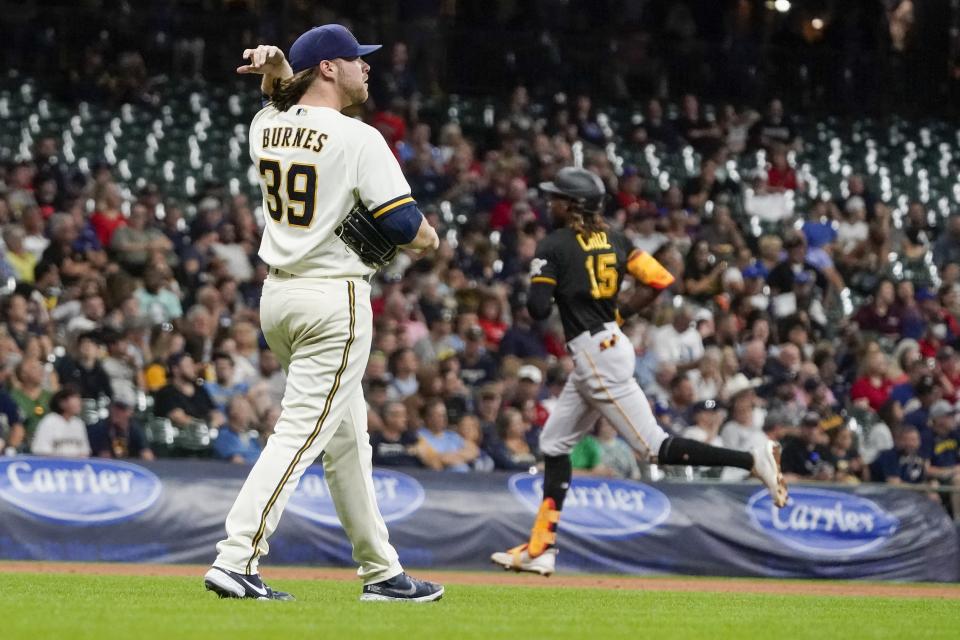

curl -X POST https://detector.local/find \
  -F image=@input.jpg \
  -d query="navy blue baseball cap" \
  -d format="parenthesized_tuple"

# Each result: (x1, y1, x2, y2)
(288, 24, 381, 73)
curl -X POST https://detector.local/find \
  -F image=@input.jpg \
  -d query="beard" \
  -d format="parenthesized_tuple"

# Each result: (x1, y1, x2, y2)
(337, 67, 368, 107)
(337, 66, 369, 108)
(347, 82, 369, 106)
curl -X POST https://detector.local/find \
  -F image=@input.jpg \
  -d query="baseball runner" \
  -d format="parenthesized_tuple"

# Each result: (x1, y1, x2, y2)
(204, 24, 443, 602)
(491, 167, 788, 576)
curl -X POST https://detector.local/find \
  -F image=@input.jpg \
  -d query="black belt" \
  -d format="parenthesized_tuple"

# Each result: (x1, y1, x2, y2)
(268, 267, 373, 283)
(587, 325, 619, 350)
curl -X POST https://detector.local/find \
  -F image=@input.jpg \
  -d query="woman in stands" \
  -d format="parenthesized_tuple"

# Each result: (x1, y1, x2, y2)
(30, 385, 90, 458)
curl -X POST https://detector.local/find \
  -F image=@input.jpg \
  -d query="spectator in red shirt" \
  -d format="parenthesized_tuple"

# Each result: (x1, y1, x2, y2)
(916, 288, 959, 357)
(89, 183, 127, 248)
(489, 177, 530, 231)
(766, 146, 800, 192)
(477, 293, 507, 352)
(371, 96, 408, 157)
(851, 348, 895, 412)
(513, 365, 549, 428)
(616, 168, 650, 213)
(935, 346, 960, 404)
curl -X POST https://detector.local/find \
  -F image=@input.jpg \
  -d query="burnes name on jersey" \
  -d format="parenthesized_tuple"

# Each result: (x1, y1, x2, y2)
(260, 125, 328, 152)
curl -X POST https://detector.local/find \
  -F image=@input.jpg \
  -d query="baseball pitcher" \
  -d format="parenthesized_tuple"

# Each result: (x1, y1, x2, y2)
(204, 24, 443, 602)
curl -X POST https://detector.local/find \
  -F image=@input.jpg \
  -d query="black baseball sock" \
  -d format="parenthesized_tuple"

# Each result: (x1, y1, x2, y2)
(657, 436, 754, 470)
(542, 454, 572, 510)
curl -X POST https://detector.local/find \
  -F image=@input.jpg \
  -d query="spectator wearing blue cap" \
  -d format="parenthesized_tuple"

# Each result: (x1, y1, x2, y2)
(736, 262, 767, 309)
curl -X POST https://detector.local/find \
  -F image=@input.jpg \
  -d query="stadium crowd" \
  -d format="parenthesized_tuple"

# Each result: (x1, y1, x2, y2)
(1, 38, 960, 516)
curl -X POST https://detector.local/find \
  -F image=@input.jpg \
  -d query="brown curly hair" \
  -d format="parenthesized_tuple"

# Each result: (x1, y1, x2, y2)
(269, 67, 318, 112)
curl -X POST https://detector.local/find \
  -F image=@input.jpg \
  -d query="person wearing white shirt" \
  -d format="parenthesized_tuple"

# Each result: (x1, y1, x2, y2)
(719, 376, 770, 480)
(681, 400, 726, 479)
(31, 386, 91, 458)
(652, 305, 705, 368)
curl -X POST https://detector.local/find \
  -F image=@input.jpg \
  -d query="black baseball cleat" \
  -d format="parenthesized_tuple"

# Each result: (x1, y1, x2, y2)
(203, 566, 295, 601)
(360, 572, 444, 602)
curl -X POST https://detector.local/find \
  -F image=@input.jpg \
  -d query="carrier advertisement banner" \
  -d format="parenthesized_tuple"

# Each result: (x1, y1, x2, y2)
(0, 457, 957, 581)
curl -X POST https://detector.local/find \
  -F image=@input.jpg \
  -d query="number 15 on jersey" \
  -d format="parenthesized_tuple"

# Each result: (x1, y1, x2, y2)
(585, 253, 617, 299)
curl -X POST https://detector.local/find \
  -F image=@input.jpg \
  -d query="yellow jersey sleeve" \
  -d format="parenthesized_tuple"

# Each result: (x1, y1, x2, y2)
(626, 250, 675, 290)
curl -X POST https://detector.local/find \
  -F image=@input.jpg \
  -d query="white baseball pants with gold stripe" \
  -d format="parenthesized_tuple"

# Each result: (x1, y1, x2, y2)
(540, 322, 669, 458)
(214, 275, 402, 584)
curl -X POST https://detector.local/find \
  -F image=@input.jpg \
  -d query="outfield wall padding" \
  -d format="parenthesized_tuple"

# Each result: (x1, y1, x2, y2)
(0, 457, 957, 581)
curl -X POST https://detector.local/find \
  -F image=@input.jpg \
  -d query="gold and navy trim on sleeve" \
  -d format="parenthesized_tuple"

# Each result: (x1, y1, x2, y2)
(531, 276, 557, 285)
(371, 194, 415, 219)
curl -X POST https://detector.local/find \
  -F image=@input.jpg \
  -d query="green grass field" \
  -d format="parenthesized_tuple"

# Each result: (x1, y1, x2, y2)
(1, 572, 956, 640)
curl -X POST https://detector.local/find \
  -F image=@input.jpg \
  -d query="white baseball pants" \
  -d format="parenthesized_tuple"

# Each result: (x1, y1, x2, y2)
(214, 275, 402, 584)
(540, 322, 669, 458)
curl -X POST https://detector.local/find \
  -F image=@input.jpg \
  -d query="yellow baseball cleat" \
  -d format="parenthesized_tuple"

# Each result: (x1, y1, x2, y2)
(491, 543, 558, 576)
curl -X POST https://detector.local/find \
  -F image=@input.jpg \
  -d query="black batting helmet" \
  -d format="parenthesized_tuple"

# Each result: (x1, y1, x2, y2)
(539, 167, 606, 213)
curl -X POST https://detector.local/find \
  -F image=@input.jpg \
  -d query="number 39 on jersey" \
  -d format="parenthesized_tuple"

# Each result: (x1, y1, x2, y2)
(258, 159, 318, 228)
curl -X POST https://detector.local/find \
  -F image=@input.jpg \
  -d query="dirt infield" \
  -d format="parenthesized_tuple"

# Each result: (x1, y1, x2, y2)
(1, 561, 958, 599)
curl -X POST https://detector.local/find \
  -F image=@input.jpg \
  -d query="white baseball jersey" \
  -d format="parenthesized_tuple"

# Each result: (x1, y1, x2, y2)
(249, 104, 413, 277)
